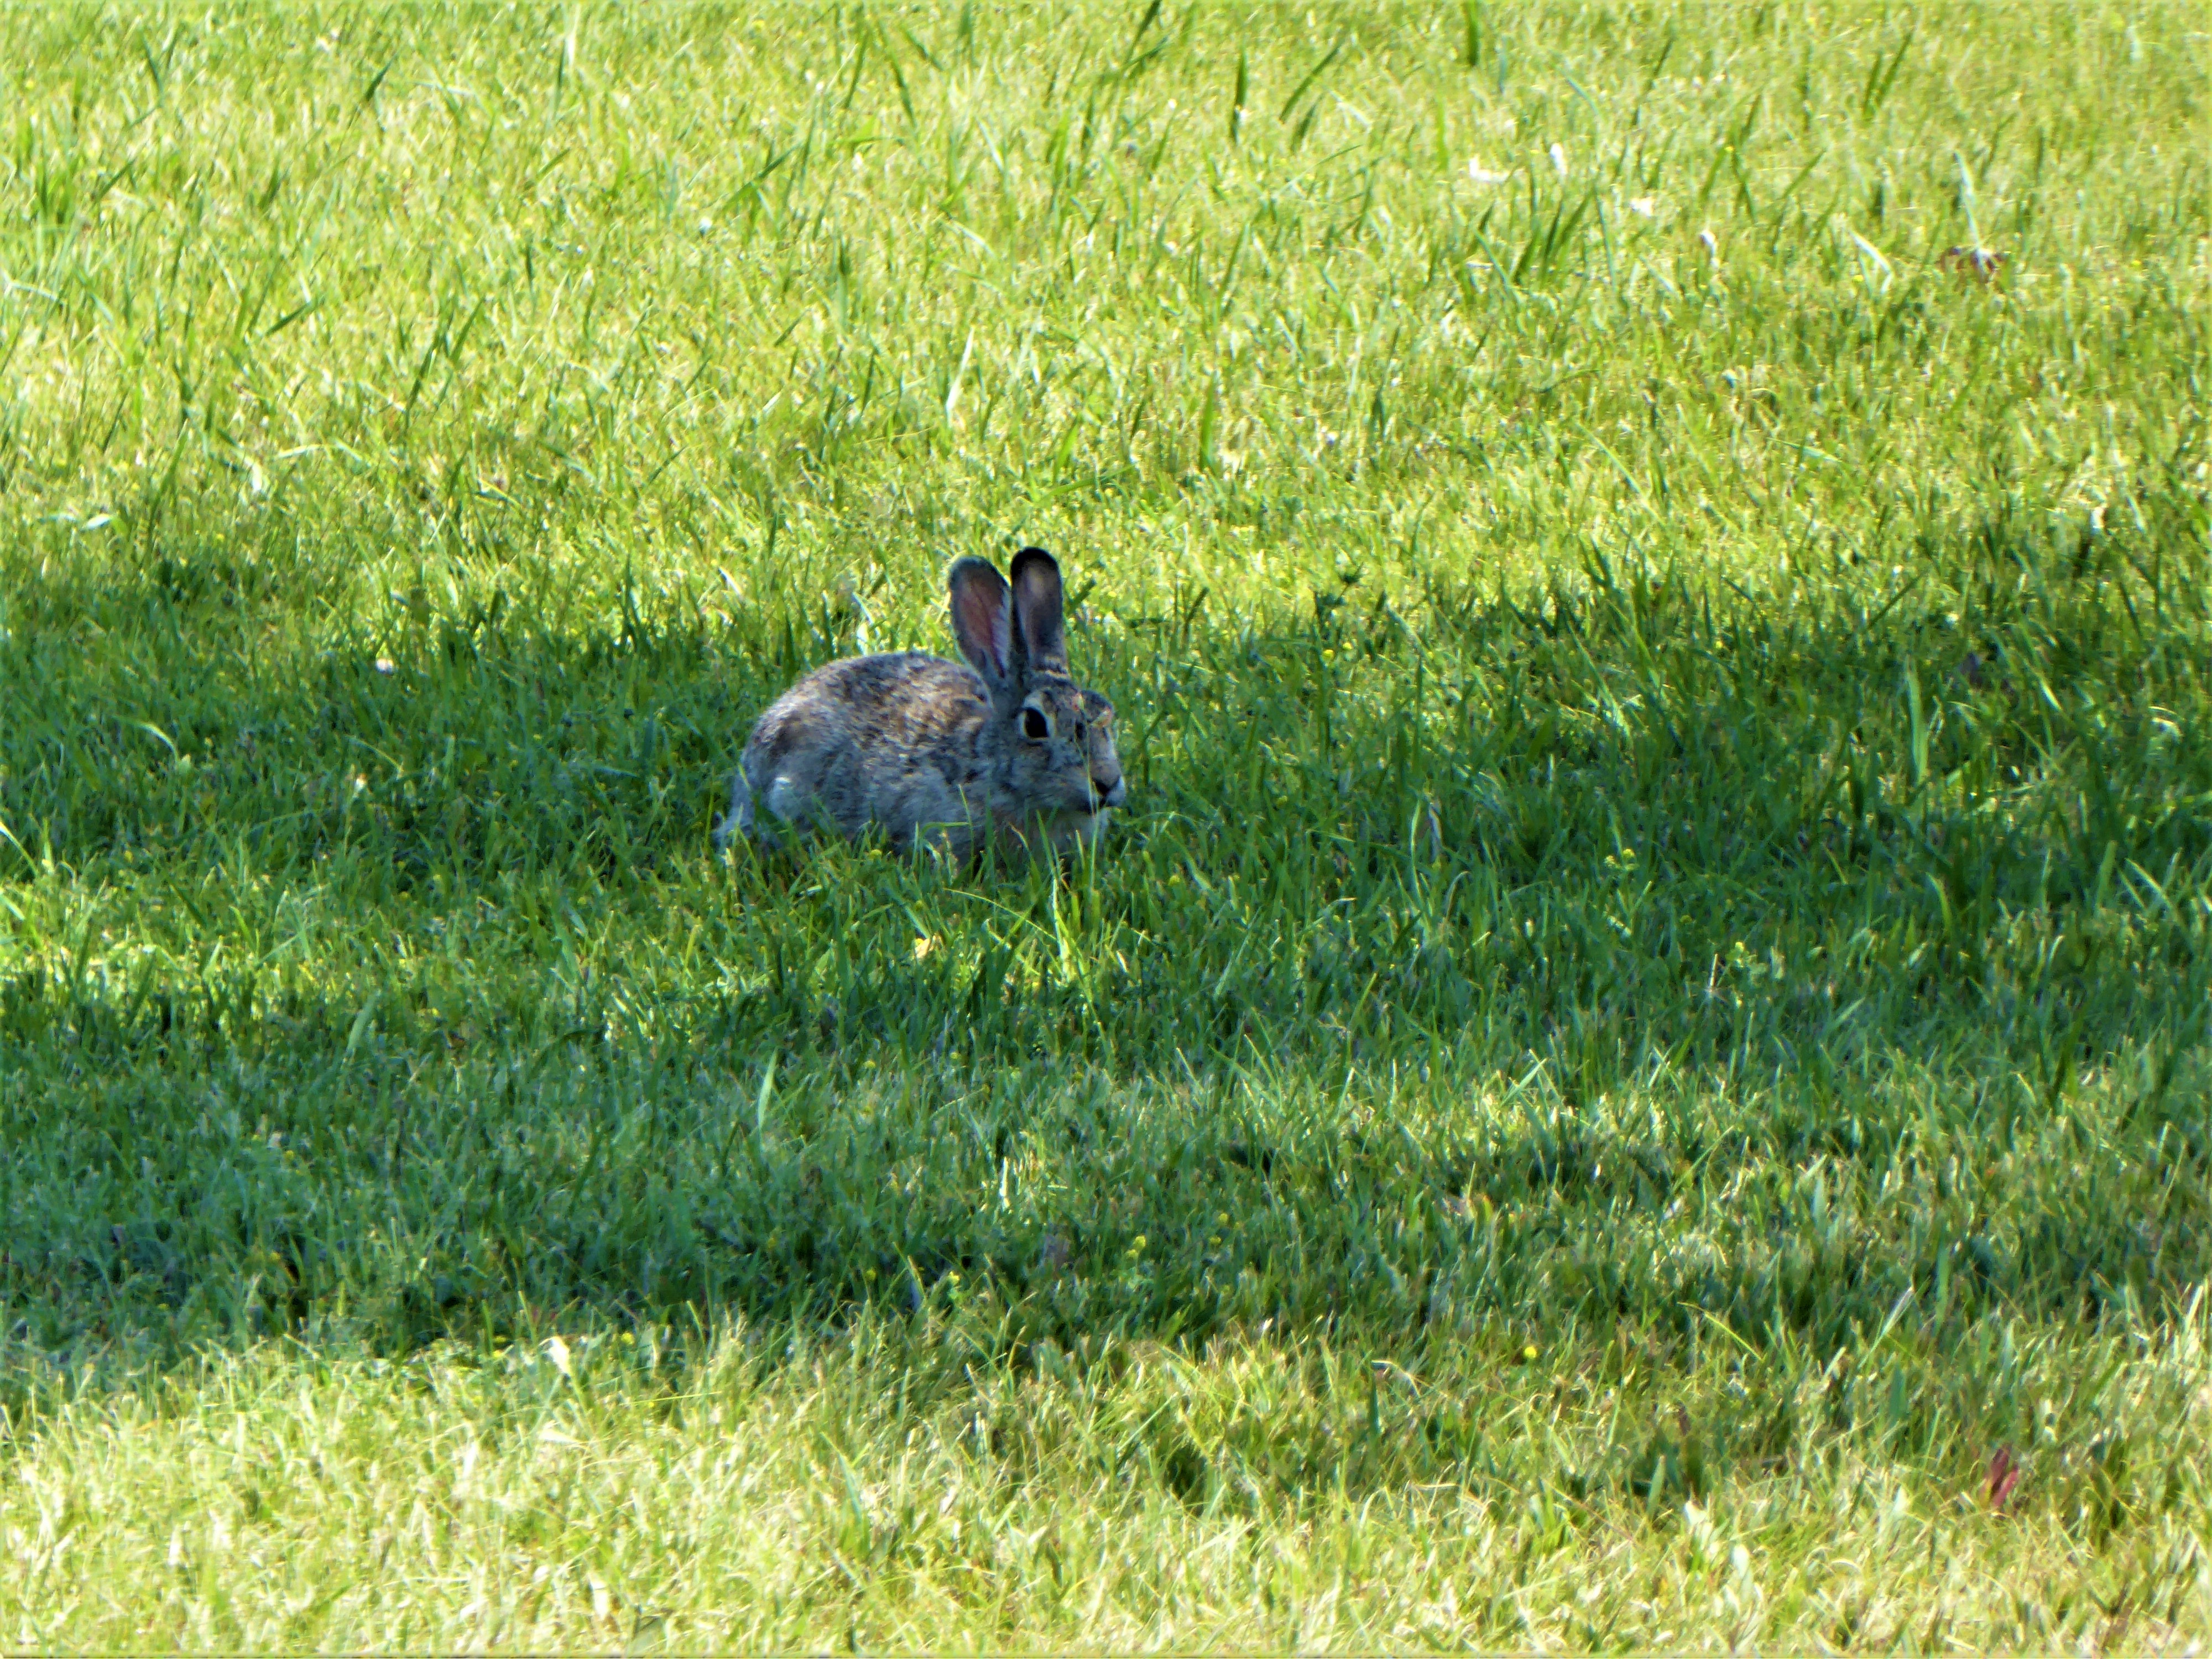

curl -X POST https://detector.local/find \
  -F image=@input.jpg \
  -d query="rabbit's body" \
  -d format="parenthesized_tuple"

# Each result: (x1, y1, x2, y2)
(718, 549, 1125, 862)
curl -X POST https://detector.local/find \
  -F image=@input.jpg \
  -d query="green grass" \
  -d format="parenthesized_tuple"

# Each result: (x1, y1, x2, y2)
(2, 0, 2210, 1646)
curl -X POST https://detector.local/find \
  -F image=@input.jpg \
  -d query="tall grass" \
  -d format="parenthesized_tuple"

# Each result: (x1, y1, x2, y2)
(1, 1, 2209, 1646)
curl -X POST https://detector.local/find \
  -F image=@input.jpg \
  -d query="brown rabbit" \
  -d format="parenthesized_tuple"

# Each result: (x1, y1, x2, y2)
(716, 548, 1126, 863)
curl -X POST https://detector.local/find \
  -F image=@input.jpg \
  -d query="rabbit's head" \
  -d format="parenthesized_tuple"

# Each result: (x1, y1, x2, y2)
(948, 548, 1126, 833)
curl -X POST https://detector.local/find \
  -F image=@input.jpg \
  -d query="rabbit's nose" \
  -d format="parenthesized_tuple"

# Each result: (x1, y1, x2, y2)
(1094, 775, 1128, 809)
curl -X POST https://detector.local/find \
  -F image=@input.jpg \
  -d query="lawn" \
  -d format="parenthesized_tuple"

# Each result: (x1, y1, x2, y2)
(2, 0, 2210, 1647)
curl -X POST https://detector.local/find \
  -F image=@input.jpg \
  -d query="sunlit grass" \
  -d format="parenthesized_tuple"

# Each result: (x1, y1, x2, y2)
(1, 0, 2209, 1647)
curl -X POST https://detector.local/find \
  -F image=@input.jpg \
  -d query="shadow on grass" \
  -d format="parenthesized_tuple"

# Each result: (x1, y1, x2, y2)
(7, 974, 2207, 1383)
(2, 494, 2210, 1370)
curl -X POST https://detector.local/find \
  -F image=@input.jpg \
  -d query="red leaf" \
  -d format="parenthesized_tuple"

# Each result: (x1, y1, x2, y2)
(1988, 1447, 2021, 1511)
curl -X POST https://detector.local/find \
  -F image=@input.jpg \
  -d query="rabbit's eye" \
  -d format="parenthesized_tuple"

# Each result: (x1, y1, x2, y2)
(1020, 708, 1050, 740)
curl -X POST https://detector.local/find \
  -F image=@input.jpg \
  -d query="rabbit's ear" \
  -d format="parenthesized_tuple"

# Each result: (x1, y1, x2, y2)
(948, 558, 1015, 685)
(1009, 547, 1067, 676)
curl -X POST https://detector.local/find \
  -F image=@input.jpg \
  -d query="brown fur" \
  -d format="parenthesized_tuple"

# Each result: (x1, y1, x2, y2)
(717, 550, 1126, 863)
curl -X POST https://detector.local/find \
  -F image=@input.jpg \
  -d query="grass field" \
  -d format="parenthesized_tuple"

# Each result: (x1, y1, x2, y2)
(3, 0, 2210, 1646)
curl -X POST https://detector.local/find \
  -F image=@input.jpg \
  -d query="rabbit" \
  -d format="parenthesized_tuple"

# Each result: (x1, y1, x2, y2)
(716, 547, 1127, 863)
